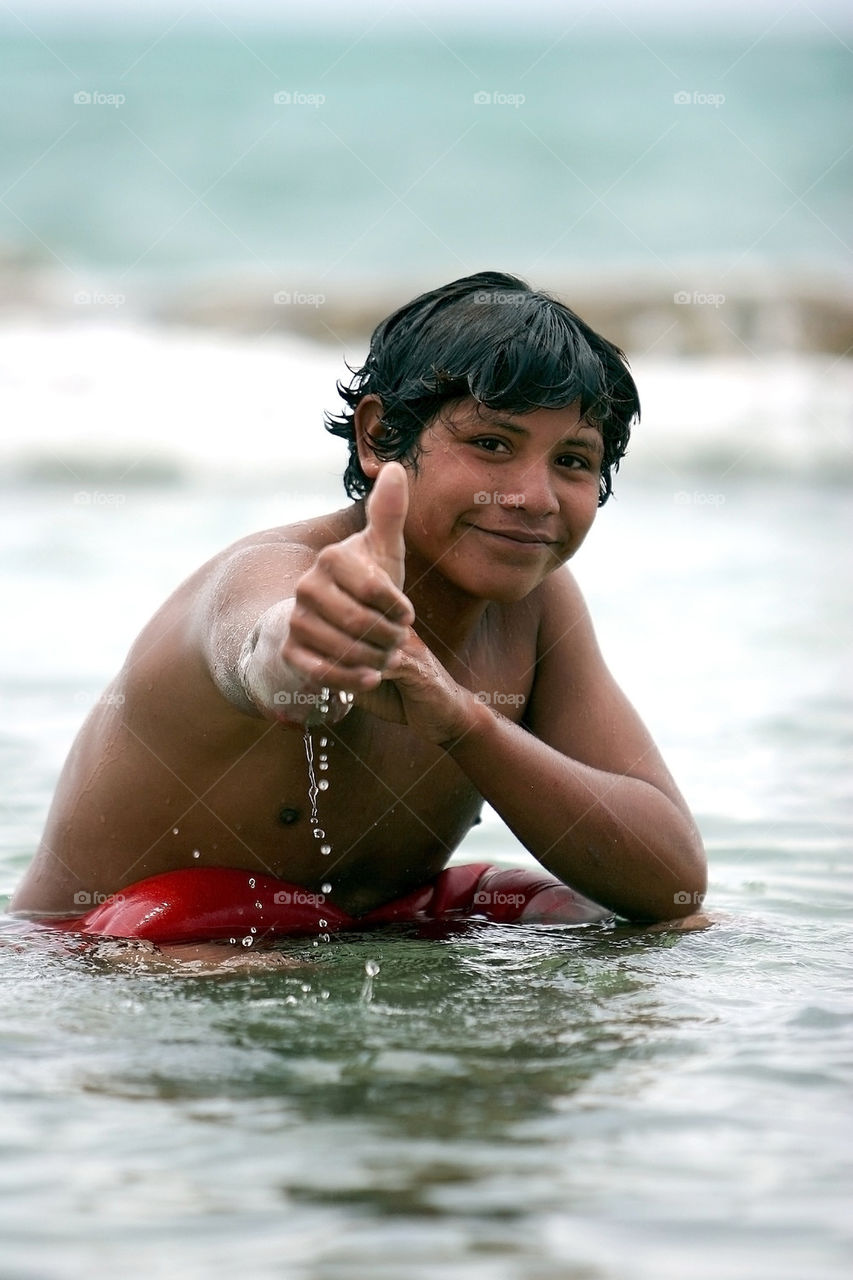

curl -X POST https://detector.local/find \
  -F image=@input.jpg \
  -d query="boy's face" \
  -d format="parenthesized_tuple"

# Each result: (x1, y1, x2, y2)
(399, 398, 603, 603)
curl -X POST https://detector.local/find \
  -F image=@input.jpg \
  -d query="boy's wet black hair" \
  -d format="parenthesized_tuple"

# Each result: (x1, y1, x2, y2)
(325, 270, 640, 506)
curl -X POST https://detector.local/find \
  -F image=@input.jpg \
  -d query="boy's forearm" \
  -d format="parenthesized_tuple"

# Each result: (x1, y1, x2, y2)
(237, 600, 351, 725)
(442, 700, 707, 922)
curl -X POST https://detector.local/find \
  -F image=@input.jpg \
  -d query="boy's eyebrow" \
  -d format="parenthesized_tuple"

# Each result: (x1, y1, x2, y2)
(475, 415, 605, 457)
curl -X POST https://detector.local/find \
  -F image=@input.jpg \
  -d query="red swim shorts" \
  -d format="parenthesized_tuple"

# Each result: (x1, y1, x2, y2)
(42, 863, 607, 944)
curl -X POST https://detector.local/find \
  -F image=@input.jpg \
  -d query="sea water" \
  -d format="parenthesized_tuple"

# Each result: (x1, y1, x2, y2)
(0, 369, 850, 1275)
(0, 12, 851, 1267)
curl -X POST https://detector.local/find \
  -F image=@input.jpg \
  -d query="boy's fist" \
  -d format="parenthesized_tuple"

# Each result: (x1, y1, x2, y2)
(282, 462, 414, 694)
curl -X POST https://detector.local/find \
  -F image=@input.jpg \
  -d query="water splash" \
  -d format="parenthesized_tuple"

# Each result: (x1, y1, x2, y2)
(304, 725, 319, 825)
(361, 958, 380, 1004)
(303, 701, 337, 946)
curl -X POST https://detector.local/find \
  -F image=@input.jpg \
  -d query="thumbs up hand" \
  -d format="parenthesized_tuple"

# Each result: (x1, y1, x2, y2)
(361, 458, 408, 593)
(280, 462, 415, 702)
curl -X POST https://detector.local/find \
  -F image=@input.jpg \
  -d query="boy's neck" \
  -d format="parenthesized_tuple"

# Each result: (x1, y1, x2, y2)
(403, 556, 489, 667)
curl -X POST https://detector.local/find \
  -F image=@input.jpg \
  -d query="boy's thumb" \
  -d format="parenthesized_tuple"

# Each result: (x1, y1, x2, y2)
(364, 462, 408, 586)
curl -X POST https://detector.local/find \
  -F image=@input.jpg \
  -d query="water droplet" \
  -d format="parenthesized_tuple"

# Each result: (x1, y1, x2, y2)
(304, 728, 320, 825)
(321, 882, 332, 894)
(254, 901, 263, 910)
(172, 827, 179, 835)
(365, 959, 380, 977)
(248, 877, 256, 888)
(319, 933, 330, 943)
(318, 779, 329, 791)
(320, 990, 330, 999)
(318, 918, 327, 928)
(312, 939, 319, 947)
(192, 849, 200, 859)
(319, 737, 328, 747)
(301, 983, 311, 993)
(319, 754, 328, 763)
(313, 828, 325, 839)
(250, 926, 257, 934)
(285, 994, 298, 1004)
(319, 761, 329, 771)
(320, 843, 331, 856)
(229, 937, 236, 945)
(241, 935, 253, 947)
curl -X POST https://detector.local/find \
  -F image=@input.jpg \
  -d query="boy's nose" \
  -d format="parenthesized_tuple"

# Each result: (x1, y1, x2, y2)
(507, 466, 559, 517)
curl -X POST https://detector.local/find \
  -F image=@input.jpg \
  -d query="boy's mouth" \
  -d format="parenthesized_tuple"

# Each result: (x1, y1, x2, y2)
(471, 524, 558, 547)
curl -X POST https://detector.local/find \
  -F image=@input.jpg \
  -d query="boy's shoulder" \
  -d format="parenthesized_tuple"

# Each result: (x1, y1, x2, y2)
(215, 503, 363, 563)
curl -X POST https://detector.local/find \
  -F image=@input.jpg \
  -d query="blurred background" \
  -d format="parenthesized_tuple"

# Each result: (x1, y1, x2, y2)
(1, 0, 851, 489)
(1, 5, 852, 1280)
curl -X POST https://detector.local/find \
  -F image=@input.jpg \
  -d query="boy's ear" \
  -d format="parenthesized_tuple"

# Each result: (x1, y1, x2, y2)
(353, 395, 387, 480)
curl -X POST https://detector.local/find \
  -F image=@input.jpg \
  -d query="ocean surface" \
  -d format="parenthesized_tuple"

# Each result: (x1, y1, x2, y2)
(0, 320, 851, 1280)
(1, 13, 851, 299)
(1, 8, 852, 1280)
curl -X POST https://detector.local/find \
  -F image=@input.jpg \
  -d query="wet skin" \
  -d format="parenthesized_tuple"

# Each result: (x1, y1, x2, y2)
(11, 399, 706, 924)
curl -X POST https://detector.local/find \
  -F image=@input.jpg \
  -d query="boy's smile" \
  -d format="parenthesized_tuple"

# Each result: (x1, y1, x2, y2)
(399, 398, 602, 605)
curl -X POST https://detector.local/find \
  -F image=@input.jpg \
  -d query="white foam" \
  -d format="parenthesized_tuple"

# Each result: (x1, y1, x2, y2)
(0, 320, 850, 484)
(0, 320, 347, 484)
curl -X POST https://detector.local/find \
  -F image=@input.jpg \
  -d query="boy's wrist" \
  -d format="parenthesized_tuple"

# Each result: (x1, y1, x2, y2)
(438, 690, 495, 754)
(238, 600, 349, 725)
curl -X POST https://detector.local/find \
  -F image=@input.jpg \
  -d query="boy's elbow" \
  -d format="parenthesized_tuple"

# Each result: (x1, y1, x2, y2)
(660, 833, 708, 922)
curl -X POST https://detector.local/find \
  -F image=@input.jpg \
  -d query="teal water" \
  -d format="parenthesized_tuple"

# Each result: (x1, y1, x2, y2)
(1, 17, 850, 286)
(0, 475, 851, 1278)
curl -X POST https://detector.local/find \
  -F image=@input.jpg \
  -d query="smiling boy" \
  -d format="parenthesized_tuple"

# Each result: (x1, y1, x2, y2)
(11, 271, 706, 943)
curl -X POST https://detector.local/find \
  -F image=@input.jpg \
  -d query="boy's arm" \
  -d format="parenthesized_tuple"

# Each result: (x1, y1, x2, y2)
(382, 568, 706, 922)
(450, 569, 705, 921)
(196, 542, 319, 719)
(196, 469, 413, 723)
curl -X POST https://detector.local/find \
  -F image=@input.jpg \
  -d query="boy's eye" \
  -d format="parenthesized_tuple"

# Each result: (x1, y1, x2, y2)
(471, 436, 509, 453)
(556, 455, 589, 470)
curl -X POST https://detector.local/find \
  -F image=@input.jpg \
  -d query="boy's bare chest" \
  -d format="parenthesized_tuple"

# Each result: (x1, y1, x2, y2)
(191, 630, 537, 901)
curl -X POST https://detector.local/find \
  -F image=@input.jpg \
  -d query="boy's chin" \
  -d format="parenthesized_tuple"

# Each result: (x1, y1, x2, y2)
(453, 563, 553, 604)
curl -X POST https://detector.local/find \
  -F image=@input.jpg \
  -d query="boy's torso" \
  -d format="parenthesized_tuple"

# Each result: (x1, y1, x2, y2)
(15, 513, 544, 920)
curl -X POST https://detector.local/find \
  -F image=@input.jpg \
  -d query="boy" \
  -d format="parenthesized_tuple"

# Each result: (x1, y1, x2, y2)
(10, 271, 706, 946)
